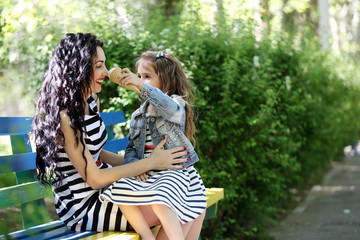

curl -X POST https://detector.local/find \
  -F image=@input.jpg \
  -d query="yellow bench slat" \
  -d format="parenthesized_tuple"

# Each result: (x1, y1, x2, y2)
(206, 188, 225, 207)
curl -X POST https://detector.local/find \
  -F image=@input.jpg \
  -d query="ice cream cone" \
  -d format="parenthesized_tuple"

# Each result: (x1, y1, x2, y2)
(109, 68, 141, 93)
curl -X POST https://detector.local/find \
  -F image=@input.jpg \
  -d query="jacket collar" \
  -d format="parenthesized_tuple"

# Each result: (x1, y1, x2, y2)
(132, 100, 160, 118)
(132, 101, 148, 118)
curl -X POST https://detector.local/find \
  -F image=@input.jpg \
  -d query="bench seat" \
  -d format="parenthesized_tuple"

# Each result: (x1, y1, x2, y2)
(0, 112, 224, 239)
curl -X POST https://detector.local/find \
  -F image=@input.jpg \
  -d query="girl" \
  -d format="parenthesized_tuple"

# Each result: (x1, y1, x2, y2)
(100, 51, 207, 240)
(33, 34, 189, 232)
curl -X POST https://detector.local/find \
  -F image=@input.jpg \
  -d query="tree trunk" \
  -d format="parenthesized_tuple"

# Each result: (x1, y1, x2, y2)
(215, 0, 226, 27)
(281, 0, 297, 34)
(351, 0, 359, 46)
(317, 0, 331, 50)
(305, 0, 319, 34)
(254, 0, 264, 41)
(260, 0, 272, 33)
(155, 0, 184, 18)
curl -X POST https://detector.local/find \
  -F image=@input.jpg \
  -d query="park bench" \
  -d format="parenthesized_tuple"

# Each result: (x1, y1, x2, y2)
(0, 111, 224, 240)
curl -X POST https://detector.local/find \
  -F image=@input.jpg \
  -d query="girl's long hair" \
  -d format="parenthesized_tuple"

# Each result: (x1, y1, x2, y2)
(33, 33, 103, 185)
(136, 51, 196, 145)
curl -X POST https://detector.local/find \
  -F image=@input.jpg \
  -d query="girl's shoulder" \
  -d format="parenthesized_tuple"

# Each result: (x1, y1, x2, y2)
(131, 103, 146, 120)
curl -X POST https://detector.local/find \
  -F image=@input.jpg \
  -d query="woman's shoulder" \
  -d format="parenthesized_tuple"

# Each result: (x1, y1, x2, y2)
(59, 110, 72, 130)
(90, 93, 100, 111)
(59, 110, 70, 121)
(91, 93, 98, 101)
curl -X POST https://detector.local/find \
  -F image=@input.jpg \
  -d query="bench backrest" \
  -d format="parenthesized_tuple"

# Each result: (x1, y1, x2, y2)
(0, 111, 128, 230)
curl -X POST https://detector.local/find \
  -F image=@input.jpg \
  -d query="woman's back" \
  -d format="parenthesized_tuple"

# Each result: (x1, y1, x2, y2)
(52, 95, 123, 231)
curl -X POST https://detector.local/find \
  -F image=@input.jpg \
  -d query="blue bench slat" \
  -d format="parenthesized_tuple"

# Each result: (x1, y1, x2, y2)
(0, 117, 32, 135)
(50, 231, 98, 240)
(100, 111, 126, 126)
(0, 139, 128, 174)
(25, 229, 71, 240)
(0, 214, 98, 240)
(103, 138, 128, 153)
(1, 220, 66, 239)
(30, 228, 94, 240)
(0, 111, 125, 136)
(0, 152, 36, 173)
(13, 227, 70, 240)
(0, 181, 52, 209)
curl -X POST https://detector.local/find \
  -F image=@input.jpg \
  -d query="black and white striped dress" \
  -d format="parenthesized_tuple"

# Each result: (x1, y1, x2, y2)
(100, 116, 207, 224)
(52, 95, 129, 232)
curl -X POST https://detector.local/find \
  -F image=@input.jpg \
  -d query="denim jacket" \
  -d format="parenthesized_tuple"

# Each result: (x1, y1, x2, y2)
(124, 83, 199, 168)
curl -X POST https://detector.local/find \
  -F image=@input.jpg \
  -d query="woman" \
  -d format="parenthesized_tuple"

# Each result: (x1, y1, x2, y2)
(32, 33, 188, 234)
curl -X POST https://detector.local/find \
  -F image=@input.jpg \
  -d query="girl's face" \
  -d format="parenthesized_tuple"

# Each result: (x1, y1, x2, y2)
(90, 46, 108, 94)
(137, 59, 162, 90)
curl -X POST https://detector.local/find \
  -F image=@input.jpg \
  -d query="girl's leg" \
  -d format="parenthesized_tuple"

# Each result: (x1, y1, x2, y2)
(151, 204, 185, 240)
(184, 210, 206, 240)
(139, 205, 161, 227)
(156, 210, 206, 240)
(118, 205, 155, 240)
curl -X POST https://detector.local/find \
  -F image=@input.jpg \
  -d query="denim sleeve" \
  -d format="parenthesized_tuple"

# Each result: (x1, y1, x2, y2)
(124, 135, 139, 164)
(140, 83, 186, 126)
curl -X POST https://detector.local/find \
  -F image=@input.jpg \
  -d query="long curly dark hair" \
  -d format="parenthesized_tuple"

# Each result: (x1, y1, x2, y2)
(33, 33, 103, 185)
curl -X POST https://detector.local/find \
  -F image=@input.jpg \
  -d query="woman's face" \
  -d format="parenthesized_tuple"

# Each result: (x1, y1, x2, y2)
(90, 46, 108, 94)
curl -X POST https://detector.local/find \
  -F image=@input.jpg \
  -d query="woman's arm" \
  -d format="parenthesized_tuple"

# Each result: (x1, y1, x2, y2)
(99, 149, 124, 167)
(60, 111, 186, 189)
(95, 94, 125, 167)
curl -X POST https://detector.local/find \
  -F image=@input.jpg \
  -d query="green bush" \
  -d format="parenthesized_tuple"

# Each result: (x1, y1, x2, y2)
(99, 23, 360, 239)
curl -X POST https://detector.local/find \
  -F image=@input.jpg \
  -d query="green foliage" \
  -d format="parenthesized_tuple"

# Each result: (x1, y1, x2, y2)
(100, 19, 360, 239)
(2, 1, 360, 239)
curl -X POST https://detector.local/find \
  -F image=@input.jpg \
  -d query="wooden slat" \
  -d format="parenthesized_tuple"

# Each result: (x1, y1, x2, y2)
(44, 229, 97, 240)
(0, 152, 36, 173)
(0, 117, 32, 135)
(0, 220, 66, 239)
(0, 112, 125, 136)
(204, 203, 217, 220)
(205, 188, 224, 220)
(0, 181, 52, 209)
(9, 132, 51, 229)
(81, 231, 140, 240)
(0, 220, 98, 240)
(100, 111, 127, 126)
(205, 188, 224, 207)
(103, 138, 128, 153)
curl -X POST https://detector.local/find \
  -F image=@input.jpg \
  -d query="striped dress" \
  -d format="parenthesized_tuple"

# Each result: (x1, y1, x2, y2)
(100, 115, 207, 224)
(52, 95, 129, 232)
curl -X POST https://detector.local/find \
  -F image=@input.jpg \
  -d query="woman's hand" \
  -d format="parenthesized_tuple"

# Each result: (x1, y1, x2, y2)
(121, 68, 144, 90)
(148, 137, 188, 170)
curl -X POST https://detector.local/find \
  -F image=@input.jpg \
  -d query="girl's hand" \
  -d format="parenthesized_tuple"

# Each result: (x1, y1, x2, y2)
(121, 68, 144, 90)
(148, 137, 188, 170)
(135, 172, 149, 182)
